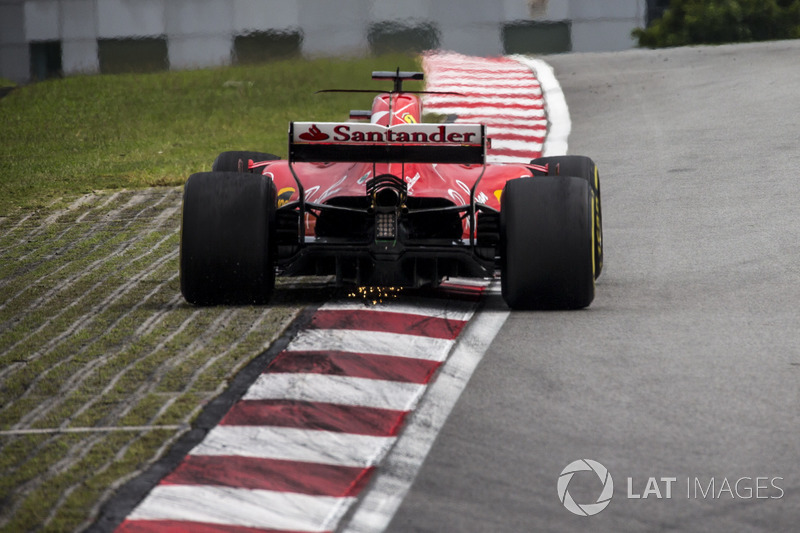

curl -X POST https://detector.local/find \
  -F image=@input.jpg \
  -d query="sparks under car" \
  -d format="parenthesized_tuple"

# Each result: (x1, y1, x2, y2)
(179, 70, 603, 309)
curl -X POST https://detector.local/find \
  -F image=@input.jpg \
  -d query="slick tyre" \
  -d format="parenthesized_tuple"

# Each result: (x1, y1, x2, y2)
(211, 151, 280, 172)
(180, 172, 277, 305)
(530, 155, 603, 278)
(501, 176, 596, 310)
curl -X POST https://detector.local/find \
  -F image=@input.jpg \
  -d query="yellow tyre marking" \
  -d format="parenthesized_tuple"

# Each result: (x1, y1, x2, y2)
(591, 190, 597, 281)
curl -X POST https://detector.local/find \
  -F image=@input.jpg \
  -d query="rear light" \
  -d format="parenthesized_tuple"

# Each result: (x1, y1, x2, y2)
(375, 212, 396, 240)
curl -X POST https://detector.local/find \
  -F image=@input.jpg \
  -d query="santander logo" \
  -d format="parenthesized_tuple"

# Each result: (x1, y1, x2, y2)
(298, 124, 329, 141)
(293, 122, 484, 147)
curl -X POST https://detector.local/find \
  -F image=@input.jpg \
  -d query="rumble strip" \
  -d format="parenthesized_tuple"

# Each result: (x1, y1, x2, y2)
(115, 282, 497, 532)
(422, 51, 569, 161)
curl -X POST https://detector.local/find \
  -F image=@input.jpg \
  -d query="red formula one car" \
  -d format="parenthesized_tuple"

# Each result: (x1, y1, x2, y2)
(180, 70, 603, 309)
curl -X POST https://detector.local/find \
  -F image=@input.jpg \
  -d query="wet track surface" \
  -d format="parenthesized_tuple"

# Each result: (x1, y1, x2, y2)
(386, 41, 800, 532)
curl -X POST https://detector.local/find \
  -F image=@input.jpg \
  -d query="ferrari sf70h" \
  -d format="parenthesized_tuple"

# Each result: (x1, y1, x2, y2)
(180, 70, 603, 309)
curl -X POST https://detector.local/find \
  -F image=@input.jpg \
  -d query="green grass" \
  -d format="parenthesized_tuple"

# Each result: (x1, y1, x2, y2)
(0, 188, 309, 531)
(0, 54, 422, 532)
(0, 54, 422, 214)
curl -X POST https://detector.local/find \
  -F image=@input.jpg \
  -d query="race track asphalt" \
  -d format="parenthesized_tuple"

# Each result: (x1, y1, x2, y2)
(385, 40, 800, 533)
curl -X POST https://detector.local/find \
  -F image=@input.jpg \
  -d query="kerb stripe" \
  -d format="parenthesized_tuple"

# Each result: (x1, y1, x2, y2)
(126, 485, 352, 531)
(309, 309, 466, 339)
(490, 132, 546, 143)
(242, 373, 425, 411)
(220, 399, 408, 436)
(286, 329, 455, 361)
(161, 455, 374, 497)
(267, 350, 441, 384)
(320, 299, 476, 322)
(192, 425, 395, 468)
(424, 100, 543, 111)
(117, 520, 303, 533)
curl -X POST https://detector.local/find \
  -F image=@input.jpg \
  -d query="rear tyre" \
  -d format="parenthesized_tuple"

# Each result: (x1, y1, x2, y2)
(530, 155, 603, 278)
(180, 172, 277, 305)
(212, 151, 280, 172)
(500, 176, 596, 310)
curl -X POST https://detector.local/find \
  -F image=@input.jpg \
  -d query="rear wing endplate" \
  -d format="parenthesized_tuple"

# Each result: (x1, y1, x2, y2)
(289, 122, 486, 165)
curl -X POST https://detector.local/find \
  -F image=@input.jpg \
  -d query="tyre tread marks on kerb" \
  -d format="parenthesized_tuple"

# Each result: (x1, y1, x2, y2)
(180, 172, 277, 306)
(501, 176, 594, 309)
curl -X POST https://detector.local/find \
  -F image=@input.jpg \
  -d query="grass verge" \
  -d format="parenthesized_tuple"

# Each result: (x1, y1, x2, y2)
(0, 53, 421, 214)
(0, 53, 420, 532)
(0, 189, 318, 532)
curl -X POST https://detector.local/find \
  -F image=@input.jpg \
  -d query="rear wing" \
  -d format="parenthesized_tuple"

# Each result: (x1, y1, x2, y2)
(289, 122, 486, 165)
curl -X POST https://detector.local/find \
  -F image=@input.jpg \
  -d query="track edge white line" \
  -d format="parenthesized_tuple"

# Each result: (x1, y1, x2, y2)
(510, 55, 571, 157)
